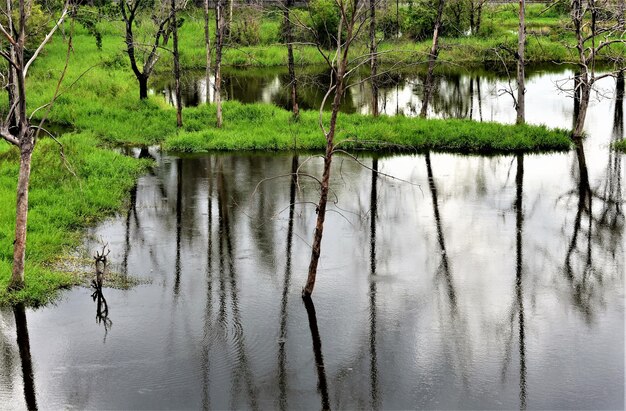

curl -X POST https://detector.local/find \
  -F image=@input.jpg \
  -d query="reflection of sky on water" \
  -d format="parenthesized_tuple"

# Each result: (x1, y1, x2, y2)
(0, 68, 624, 409)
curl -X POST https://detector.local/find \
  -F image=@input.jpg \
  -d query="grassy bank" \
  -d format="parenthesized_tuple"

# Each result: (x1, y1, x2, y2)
(0, 134, 149, 306)
(165, 101, 572, 153)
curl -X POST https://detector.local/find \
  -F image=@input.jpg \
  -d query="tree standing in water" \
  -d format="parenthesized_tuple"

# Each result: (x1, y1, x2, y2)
(569, 0, 626, 139)
(303, 0, 374, 297)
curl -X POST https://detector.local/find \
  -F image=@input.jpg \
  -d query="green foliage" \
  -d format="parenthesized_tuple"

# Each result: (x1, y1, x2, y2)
(231, 6, 262, 46)
(614, 139, 626, 152)
(380, 5, 402, 40)
(404, 0, 438, 41)
(403, 0, 468, 41)
(309, 0, 342, 48)
(75, 6, 103, 50)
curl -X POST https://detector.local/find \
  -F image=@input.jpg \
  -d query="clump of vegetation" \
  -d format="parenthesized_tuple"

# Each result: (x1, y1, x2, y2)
(164, 101, 572, 153)
(0, 133, 150, 306)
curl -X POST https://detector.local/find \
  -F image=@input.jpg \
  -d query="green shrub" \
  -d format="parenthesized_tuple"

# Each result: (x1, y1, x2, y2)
(231, 6, 262, 46)
(310, 0, 342, 48)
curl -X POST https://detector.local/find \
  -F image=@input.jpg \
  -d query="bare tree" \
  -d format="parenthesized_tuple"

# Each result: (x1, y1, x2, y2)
(569, 0, 626, 139)
(283, 0, 299, 117)
(215, 0, 225, 128)
(516, 0, 526, 124)
(469, 0, 487, 35)
(302, 0, 370, 297)
(120, 0, 182, 99)
(204, 0, 211, 103)
(171, 0, 183, 127)
(370, 0, 379, 116)
(420, 0, 446, 118)
(0, 0, 70, 290)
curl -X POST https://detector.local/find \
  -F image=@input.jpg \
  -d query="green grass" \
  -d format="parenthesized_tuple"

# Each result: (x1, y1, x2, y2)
(615, 139, 626, 152)
(165, 101, 572, 153)
(0, 133, 149, 306)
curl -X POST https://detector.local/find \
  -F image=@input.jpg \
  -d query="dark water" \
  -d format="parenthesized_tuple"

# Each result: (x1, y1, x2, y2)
(154, 64, 609, 120)
(1, 67, 624, 410)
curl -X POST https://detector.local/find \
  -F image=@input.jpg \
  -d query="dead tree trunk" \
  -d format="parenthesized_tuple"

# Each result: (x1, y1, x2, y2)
(370, 0, 379, 117)
(228, 0, 234, 40)
(215, 0, 225, 128)
(1, 0, 68, 290)
(569, 0, 626, 139)
(420, 0, 445, 118)
(204, 0, 211, 103)
(302, 0, 363, 297)
(284, 0, 299, 118)
(171, 0, 183, 127)
(11, 142, 34, 290)
(516, 0, 525, 124)
(302, 82, 343, 296)
(121, 0, 172, 100)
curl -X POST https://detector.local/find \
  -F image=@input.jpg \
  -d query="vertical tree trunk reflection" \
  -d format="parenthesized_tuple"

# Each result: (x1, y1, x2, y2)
(514, 154, 527, 410)
(13, 303, 37, 411)
(174, 158, 183, 296)
(369, 158, 379, 410)
(303, 297, 330, 410)
(278, 156, 298, 411)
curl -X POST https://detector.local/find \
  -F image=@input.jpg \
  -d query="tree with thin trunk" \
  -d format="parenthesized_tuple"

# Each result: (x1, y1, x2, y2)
(420, 0, 445, 118)
(120, 0, 182, 100)
(215, 0, 225, 128)
(204, 0, 211, 103)
(0, 0, 70, 290)
(370, 0, 379, 117)
(516, 0, 525, 125)
(302, 0, 370, 298)
(171, 0, 182, 127)
(284, 0, 299, 118)
(469, 0, 487, 35)
(569, 0, 626, 139)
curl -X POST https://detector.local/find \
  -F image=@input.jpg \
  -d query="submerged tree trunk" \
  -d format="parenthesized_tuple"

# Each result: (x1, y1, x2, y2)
(171, 0, 183, 127)
(420, 0, 445, 118)
(215, 0, 224, 128)
(284, 0, 299, 117)
(204, 0, 211, 103)
(516, 0, 526, 124)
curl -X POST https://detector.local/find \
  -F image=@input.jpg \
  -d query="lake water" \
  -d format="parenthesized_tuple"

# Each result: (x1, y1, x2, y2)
(1, 66, 624, 410)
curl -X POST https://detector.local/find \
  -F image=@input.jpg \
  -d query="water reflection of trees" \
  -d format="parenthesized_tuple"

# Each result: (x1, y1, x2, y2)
(0, 305, 38, 410)
(425, 152, 472, 387)
(558, 75, 624, 323)
(73, 144, 622, 407)
(500, 155, 527, 410)
(278, 156, 298, 411)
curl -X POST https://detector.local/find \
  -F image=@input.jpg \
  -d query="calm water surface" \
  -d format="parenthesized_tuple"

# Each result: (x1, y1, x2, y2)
(0, 67, 624, 410)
